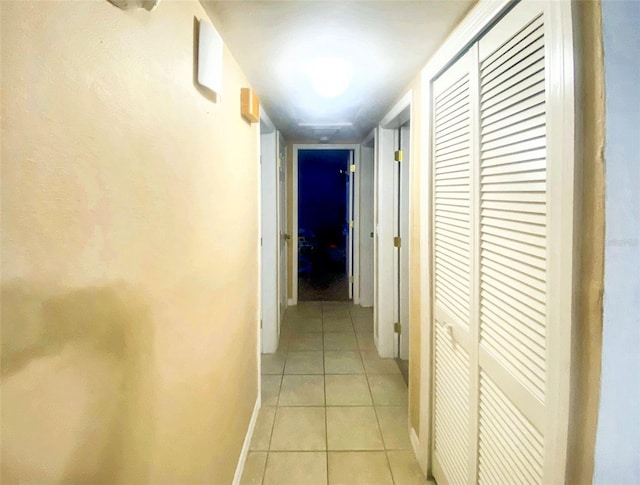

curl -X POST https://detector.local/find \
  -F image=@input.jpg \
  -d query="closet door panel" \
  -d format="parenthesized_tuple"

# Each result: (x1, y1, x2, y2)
(477, 2, 547, 482)
(431, 51, 474, 485)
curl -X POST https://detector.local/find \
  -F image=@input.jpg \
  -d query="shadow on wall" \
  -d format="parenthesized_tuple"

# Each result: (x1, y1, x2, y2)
(1, 281, 155, 484)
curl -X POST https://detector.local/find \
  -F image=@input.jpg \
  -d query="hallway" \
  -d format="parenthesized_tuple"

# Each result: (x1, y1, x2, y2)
(242, 302, 427, 484)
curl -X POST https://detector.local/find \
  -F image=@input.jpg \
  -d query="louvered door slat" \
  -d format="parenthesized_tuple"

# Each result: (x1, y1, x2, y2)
(481, 159, 546, 176)
(482, 69, 546, 113)
(482, 119, 545, 147)
(482, 104, 545, 138)
(482, 55, 545, 100)
(482, 238, 546, 270)
(481, 14, 544, 76)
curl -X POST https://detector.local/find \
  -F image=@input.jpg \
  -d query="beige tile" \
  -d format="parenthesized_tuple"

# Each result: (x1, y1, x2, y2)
(387, 450, 429, 484)
(361, 351, 401, 375)
(350, 306, 373, 317)
(328, 451, 393, 485)
(250, 407, 276, 451)
(284, 351, 324, 374)
(324, 351, 365, 374)
(261, 375, 282, 406)
(262, 352, 286, 374)
(270, 407, 326, 451)
(327, 407, 384, 450)
(287, 302, 322, 318)
(323, 309, 352, 320)
(263, 452, 327, 485)
(287, 332, 323, 351)
(323, 316, 354, 332)
(323, 301, 350, 311)
(278, 375, 325, 406)
(367, 374, 408, 405)
(325, 375, 372, 406)
(353, 319, 374, 333)
(324, 332, 359, 350)
(289, 317, 324, 333)
(375, 406, 411, 449)
(356, 332, 376, 350)
(240, 451, 267, 485)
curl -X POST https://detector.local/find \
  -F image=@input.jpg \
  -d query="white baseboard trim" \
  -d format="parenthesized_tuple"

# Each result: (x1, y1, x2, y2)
(287, 298, 296, 306)
(232, 396, 261, 485)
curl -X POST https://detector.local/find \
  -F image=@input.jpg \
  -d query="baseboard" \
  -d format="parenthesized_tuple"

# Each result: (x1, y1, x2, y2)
(232, 396, 261, 485)
(287, 298, 296, 306)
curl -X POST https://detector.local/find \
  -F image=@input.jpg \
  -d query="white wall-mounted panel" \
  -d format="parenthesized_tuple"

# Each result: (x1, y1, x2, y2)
(198, 19, 223, 97)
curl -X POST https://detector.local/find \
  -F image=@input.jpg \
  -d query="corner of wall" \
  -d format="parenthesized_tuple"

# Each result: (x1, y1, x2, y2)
(566, 1, 605, 483)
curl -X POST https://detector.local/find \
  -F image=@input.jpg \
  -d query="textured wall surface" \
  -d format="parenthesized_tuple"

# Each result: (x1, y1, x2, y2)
(0, 1, 259, 483)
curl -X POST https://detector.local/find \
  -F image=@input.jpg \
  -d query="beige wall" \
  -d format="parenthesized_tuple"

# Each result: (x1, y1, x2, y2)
(0, 2, 259, 483)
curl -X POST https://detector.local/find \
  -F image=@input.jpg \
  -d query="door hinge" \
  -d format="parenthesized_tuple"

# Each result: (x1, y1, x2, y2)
(260, 237, 263, 247)
(260, 319, 263, 329)
(394, 150, 403, 162)
(349, 220, 354, 228)
(350, 164, 356, 173)
(394, 322, 401, 334)
(394, 236, 402, 248)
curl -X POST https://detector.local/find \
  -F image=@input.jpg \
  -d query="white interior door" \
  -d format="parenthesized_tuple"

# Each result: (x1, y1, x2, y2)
(260, 126, 278, 353)
(277, 133, 288, 324)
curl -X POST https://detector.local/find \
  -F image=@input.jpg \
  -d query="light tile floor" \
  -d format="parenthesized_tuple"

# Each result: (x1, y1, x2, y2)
(242, 301, 428, 485)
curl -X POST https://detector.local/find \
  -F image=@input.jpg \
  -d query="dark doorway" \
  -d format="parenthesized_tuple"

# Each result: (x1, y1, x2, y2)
(298, 149, 351, 301)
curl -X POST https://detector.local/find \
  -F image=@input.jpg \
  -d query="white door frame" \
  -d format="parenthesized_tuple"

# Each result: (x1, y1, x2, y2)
(292, 144, 361, 305)
(260, 109, 279, 353)
(377, 92, 412, 359)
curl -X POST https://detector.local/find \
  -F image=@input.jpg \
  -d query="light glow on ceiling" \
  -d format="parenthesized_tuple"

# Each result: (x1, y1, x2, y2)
(305, 57, 353, 98)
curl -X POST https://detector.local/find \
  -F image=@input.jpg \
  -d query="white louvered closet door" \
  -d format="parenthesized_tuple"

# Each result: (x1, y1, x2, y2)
(431, 1, 575, 483)
(431, 50, 474, 485)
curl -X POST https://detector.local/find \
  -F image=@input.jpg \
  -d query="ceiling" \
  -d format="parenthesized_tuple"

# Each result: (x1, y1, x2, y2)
(202, 1, 476, 143)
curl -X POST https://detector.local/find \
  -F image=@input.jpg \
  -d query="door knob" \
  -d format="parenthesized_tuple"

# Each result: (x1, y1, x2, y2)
(284, 233, 291, 240)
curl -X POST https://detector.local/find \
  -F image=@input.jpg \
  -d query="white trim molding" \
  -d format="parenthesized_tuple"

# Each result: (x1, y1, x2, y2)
(231, 396, 261, 485)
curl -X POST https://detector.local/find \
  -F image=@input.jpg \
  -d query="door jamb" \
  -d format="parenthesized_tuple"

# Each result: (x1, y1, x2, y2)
(377, 91, 412, 361)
